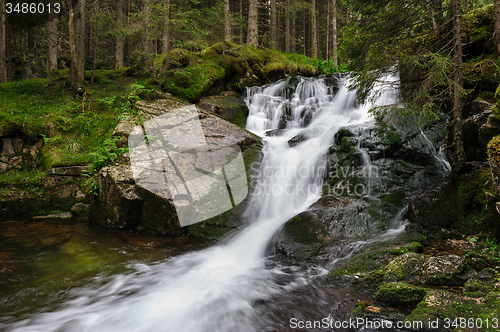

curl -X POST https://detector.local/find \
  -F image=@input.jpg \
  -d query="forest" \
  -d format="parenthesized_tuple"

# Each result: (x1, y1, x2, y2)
(1, 0, 500, 329)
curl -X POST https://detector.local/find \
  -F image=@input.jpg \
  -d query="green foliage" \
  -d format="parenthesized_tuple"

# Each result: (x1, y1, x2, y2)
(90, 137, 128, 173)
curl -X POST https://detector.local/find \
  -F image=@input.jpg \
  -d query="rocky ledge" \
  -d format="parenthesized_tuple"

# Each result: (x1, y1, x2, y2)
(88, 96, 262, 238)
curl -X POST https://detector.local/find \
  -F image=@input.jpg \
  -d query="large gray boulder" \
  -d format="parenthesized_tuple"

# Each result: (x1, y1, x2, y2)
(89, 97, 260, 232)
(417, 255, 467, 285)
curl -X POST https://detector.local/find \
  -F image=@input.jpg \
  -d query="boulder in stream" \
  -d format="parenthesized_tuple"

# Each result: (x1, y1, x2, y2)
(89, 97, 261, 235)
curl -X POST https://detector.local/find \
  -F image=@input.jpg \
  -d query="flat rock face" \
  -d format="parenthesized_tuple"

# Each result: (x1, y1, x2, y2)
(89, 98, 260, 231)
(417, 255, 467, 285)
(407, 181, 464, 229)
(197, 92, 249, 128)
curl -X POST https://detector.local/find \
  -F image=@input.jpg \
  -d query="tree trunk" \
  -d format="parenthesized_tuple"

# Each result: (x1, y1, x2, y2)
(162, 0, 170, 54)
(450, 0, 464, 173)
(431, 0, 441, 38)
(0, 0, 6, 83)
(143, 0, 152, 55)
(75, 0, 85, 86)
(115, 0, 125, 68)
(291, 14, 295, 53)
(69, 0, 85, 89)
(270, 0, 277, 49)
(303, 10, 306, 56)
(285, 0, 290, 53)
(326, 0, 330, 61)
(224, 0, 231, 41)
(91, 0, 97, 84)
(495, 0, 500, 55)
(68, 0, 77, 86)
(311, 0, 317, 59)
(247, 0, 258, 46)
(239, 0, 243, 44)
(47, 0, 58, 74)
(331, 0, 338, 67)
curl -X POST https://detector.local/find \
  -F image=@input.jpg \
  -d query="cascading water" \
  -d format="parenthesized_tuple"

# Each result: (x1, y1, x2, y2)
(2, 75, 407, 332)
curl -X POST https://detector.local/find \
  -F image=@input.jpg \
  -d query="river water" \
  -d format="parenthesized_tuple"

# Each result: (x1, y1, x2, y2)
(0, 75, 411, 332)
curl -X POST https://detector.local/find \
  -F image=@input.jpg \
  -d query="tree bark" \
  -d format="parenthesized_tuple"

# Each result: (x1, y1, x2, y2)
(331, 0, 338, 67)
(495, 0, 500, 55)
(291, 14, 295, 53)
(143, 0, 152, 55)
(311, 0, 317, 59)
(0, 0, 6, 83)
(115, 0, 125, 68)
(91, 0, 97, 84)
(224, 0, 231, 41)
(326, 0, 330, 61)
(450, 0, 464, 173)
(162, 0, 170, 54)
(431, 0, 441, 38)
(47, 0, 58, 74)
(239, 0, 243, 43)
(270, 0, 277, 49)
(69, 0, 85, 89)
(285, 0, 290, 53)
(247, 0, 258, 46)
(303, 10, 306, 55)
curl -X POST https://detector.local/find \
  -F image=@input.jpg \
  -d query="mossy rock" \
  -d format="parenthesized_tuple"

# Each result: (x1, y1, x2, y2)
(375, 281, 426, 305)
(404, 289, 464, 324)
(282, 211, 325, 245)
(363, 270, 385, 283)
(463, 279, 493, 297)
(379, 189, 406, 208)
(350, 301, 405, 321)
(383, 252, 426, 282)
(416, 255, 467, 285)
(487, 135, 500, 166)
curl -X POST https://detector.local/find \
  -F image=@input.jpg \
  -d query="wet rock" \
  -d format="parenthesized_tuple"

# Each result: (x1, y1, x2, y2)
(265, 129, 285, 137)
(417, 255, 467, 285)
(33, 212, 73, 219)
(408, 181, 464, 229)
(0, 189, 51, 221)
(71, 203, 90, 216)
(375, 281, 426, 304)
(383, 253, 426, 282)
(463, 108, 491, 161)
(288, 133, 308, 147)
(89, 165, 144, 229)
(275, 211, 327, 262)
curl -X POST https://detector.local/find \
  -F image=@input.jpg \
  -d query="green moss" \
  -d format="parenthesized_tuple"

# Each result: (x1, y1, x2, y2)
(375, 282, 426, 304)
(383, 252, 426, 282)
(363, 270, 385, 283)
(463, 279, 493, 297)
(379, 189, 406, 207)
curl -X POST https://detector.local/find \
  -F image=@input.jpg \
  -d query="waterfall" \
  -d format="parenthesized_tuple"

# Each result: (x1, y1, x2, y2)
(5, 75, 401, 332)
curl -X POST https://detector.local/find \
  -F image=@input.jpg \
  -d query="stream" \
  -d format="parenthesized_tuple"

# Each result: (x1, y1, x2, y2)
(0, 74, 447, 332)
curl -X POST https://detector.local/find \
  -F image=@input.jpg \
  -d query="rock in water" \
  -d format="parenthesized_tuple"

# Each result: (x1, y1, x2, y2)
(89, 97, 260, 232)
